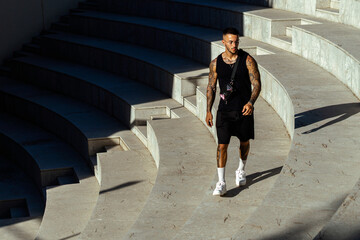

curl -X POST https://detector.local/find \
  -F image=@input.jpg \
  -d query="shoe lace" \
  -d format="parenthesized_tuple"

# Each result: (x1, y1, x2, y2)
(237, 170, 246, 178)
(216, 182, 224, 190)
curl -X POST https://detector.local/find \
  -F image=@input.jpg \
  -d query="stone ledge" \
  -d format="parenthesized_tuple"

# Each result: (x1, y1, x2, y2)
(39, 32, 208, 104)
(0, 77, 126, 161)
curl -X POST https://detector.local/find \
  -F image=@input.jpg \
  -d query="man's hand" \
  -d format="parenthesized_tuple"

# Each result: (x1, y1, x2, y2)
(242, 103, 253, 116)
(206, 112, 213, 127)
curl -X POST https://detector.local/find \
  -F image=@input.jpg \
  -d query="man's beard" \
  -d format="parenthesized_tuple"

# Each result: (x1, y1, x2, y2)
(226, 45, 238, 54)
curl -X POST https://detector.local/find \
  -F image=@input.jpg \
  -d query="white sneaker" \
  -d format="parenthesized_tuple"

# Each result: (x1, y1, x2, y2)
(235, 170, 246, 187)
(213, 181, 227, 196)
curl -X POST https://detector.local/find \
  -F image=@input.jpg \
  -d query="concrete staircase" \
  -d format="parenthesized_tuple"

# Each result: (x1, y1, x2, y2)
(0, 0, 359, 239)
(0, 111, 99, 240)
(0, 153, 43, 240)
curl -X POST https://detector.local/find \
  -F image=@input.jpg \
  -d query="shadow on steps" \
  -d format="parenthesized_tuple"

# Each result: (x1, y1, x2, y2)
(295, 103, 360, 134)
(99, 180, 144, 195)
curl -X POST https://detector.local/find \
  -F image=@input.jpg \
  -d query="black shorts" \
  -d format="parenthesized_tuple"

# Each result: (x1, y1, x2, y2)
(216, 110, 254, 144)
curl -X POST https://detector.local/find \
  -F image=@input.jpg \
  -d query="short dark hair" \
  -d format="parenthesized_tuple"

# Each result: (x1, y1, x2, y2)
(223, 27, 239, 36)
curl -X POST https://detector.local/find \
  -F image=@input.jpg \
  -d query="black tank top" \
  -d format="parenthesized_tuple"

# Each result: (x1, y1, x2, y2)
(217, 49, 251, 112)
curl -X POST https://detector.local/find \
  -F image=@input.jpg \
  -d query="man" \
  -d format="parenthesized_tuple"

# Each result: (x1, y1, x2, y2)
(206, 27, 261, 196)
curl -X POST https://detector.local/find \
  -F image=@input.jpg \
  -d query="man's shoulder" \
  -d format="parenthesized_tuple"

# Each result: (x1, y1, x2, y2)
(210, 52, 225, 67)
(238, 48, 251, 57)
(209, 57, 218, 69)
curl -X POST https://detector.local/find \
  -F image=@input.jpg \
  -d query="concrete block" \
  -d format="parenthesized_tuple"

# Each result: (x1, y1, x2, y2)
(88, 137, 120, 156)
(271, 20, 301, 36)
(146, 121, 159, 169)
(37, 178, 98, 240)
(314, 178, 360, 240)
(315, 8, 340, 22)
(291, 25, 360, 100)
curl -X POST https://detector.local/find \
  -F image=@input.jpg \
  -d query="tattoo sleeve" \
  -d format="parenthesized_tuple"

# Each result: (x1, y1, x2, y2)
(246, 55, 261, 105)
(206, 58, 218, 112)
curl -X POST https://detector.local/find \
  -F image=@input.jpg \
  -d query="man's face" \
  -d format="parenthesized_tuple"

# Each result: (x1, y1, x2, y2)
(222, 34, 239, 54)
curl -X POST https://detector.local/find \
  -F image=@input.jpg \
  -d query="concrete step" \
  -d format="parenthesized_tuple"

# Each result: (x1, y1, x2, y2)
(110, 0, 354, 101)
(183, 95, 197, 116)
(37, 178, 99, 240)
(331, 0, 340, 9)
(39, 31, 209, 103)
(60, 15, 70, 24)
(22, 43, 41, 55)
(291, 22, 360, 100)
(0, 77, 127, 161)
(0, 156, 43, 239)
(65, 9, 270, 63)
(78, 1, 99, 10)
(0, 112, 91, 190)
(132, 125, 148, 147)
(13, 50, 31, 58)
(66, 10, 220, 65)
(51, 22, 70, 32)
(10, 205, 29, 219)
(69, 8, 86, 14)
(9, 55, 183, 128)
(316, 7, 340, 22)
(0, 65, 11, 77)
(95, 0, 264, 30)
(0, 113, 99, 239)
(215, 0, 346, 25)
(93, 0, 360, 102)
(80, 141, 157, 239)
(124, 109, 216, 239)
(314, 177, 360, 240)
(173, 97, 290, 240)
(226, 40, 360, 239)
(271, 35, 292, 52)
(286, 26, 293, 37)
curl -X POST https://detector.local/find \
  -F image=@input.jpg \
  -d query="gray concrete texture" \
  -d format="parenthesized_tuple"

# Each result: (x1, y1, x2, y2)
(213, 0, 360, 29)
(0, 155, 43, 239)
(0, 111, 100, 240)
(101, 0, 360, 102)
(0, 0, 83, 64)
(80, 136, 156, 240)
(0, 77, 127, 160)
(9, 55, 183, 130)
(54, 2, 360, 236)
(172, 97, 290, 240)
(0, 112, 89, 190)
(50, 9, 294, 138)
(82, 1, 360, 126)
(39, 32, 208, 103)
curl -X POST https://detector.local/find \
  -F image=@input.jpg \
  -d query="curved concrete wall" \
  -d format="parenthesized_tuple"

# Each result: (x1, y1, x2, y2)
(292, 26, 360, 100)
(0, 0, 82, 64)
(232, 0, 360, 29)
(341, 0, 360, 29)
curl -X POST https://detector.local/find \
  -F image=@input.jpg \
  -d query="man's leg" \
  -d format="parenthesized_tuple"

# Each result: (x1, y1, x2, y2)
(235, 140, 250, 186)
(238, 140, 250, 170)
(213, 144, 228, 196)
(217, 144, 229, 168)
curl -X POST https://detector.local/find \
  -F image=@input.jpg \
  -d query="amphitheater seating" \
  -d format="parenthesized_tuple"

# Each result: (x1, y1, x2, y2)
(1, 0, 359, 239)
(0, 154, 42, 240)
(0, 112, 99, 240)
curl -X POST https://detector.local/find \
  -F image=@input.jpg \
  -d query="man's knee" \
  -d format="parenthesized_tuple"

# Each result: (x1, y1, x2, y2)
(217, 144, 228, 152)
(240, 140, 250, 146)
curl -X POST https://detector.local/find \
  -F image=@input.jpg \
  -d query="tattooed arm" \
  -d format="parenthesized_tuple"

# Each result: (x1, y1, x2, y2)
(243, 55, 261, 116)
(206, 58, 218, 127)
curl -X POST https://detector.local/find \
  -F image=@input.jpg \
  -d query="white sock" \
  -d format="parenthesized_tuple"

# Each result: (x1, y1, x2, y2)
(237, 158, 246, 171)
(217, 167, 225, 182)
